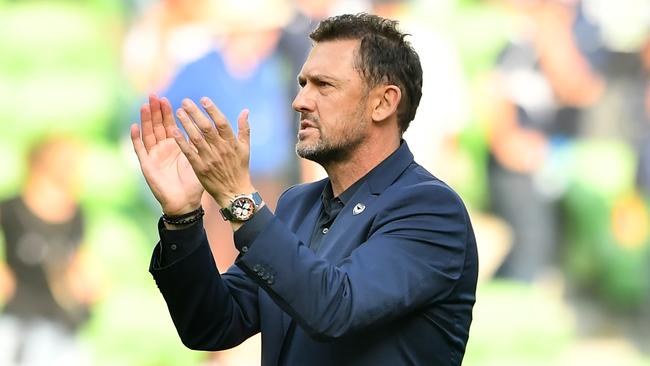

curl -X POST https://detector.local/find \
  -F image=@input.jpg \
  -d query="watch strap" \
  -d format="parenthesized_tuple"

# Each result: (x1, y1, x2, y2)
(250, 191, 263, 206)
(219, 206, 235, 221)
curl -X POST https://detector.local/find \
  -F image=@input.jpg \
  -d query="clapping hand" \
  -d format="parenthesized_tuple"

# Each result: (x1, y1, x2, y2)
(131, 95, 204, 216)
(171, 97, 255, 209)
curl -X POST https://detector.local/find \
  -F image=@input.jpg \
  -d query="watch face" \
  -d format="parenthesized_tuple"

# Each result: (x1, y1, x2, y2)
(232, 196, 256, 221)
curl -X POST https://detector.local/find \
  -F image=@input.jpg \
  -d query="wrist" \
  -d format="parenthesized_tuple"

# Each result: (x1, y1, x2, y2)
(163, 221, 198, 231)
(162, 206, 204, 230)
(162, 203, 202, 217)
(215, 185, 256, 208)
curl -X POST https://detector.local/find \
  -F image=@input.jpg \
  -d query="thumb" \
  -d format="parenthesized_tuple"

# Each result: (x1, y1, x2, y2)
(237, 109, 251, 147)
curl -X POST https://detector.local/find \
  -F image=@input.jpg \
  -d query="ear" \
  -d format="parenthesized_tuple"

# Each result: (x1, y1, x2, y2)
(371, 85, 401, 122)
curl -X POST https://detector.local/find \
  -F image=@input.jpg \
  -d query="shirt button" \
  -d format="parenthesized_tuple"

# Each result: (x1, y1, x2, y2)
(322, 228, 329, 234)
(241, 246, 249, 253)
(170, 244, 178, 251)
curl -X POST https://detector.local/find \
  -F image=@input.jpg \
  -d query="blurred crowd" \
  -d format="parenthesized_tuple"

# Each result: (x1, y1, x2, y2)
(0, 0, 648, 365)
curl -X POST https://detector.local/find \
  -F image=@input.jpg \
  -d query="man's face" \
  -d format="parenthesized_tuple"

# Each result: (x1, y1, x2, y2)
(293, 39, 371, 165)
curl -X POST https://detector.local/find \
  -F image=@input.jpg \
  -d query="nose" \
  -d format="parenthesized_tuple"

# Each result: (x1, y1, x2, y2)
(292, 87, 314, 114)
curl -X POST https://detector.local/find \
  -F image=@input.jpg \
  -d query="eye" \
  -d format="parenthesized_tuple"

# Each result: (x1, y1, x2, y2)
(316, 80, 333, 88)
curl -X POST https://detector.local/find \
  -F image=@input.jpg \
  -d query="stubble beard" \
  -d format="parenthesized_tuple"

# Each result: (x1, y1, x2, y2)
(295, 106, 368, 166)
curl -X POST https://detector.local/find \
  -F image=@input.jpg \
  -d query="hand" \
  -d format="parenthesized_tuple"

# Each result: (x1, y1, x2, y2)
(493, 129, 548, 174)
(65, 249, 105, 305)
(172, 97, 255, 208)
(0, 262, 15, 302)
(131, 95, 204, 215)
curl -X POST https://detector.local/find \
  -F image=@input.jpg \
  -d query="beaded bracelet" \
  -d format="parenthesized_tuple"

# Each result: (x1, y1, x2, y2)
(162, 207, 205, 225)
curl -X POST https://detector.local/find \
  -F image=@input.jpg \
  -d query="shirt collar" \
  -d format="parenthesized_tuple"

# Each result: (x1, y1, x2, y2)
(321, 140, 411, 204)
(319, 140, 415, 204)
(321, 168, 368, 207)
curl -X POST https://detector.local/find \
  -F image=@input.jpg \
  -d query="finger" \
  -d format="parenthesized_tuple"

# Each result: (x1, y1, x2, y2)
(149, 94, 167, 142)
(176, 108, 211, 156)
(200, 97, 235, 141)
(181, 98, 220, 144)
(160, 97, 177, 138)
(130, 123, 148, 164)
(237, 109, 251, 147)
(140, 103, 156, 152)
(172, 127, 205, 173)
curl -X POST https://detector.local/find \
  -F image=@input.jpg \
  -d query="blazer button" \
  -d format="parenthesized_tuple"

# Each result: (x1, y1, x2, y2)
(262, 273, 270, 280)
(266, 277, 274, 285)
(253, 264, 262, 273)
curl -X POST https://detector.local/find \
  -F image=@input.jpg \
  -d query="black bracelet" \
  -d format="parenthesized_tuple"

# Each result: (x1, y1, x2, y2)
(162, 207, 205, 225)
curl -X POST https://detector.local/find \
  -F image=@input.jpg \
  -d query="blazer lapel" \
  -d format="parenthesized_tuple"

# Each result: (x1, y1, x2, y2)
(294, 198, 323, 250)
(273, 142, 415, 361)
(317, 141, 416, 261)
(317, 182, 376, 262)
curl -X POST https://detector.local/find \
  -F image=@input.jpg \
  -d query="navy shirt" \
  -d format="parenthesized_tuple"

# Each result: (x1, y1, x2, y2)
(308, 178, 366, 254)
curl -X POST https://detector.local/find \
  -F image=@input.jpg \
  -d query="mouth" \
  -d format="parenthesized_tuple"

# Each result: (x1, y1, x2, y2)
(298, 120, 319, 140)
(299, 120, 318, 130)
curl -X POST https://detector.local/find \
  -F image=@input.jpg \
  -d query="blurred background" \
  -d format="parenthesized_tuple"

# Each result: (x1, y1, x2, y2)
(0, 0, 648, 365)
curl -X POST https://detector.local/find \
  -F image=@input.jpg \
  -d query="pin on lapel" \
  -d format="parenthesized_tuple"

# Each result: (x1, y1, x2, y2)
(352, 203, 366, 215)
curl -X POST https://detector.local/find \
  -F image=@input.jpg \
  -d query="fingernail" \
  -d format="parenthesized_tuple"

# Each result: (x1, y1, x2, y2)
(200, 97, 210, 107)
(182, 99, 191, 107)
(176, 109, 184, 117)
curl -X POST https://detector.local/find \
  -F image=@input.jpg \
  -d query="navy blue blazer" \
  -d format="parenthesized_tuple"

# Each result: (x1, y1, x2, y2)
(150, 142, 478, 365)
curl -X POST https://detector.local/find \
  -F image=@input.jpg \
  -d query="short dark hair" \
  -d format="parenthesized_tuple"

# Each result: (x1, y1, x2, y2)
(310, 13, 423, 134)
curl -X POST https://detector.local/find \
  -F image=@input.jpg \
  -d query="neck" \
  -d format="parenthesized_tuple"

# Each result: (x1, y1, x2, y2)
(22, 177, 77, 223)
(324, 134, 400, 197)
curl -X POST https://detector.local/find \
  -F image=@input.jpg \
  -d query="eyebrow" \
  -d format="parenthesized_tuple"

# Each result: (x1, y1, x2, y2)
(297, 73, 339, 86)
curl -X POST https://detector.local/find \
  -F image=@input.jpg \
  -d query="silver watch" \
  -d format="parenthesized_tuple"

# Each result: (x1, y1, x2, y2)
(219, 192, 263, 222)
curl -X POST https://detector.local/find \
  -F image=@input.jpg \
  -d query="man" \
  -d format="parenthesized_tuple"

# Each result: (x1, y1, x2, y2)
(131, 13, 478, 365)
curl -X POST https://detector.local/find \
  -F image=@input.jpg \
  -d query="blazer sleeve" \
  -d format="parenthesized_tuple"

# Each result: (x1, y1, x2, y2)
(149, 219, 260, 350)
(235, 182, 473, 340)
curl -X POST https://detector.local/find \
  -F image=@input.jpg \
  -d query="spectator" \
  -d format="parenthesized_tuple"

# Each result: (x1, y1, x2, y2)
(485, 0, 603, 282)
(0, 136, 102, 366)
